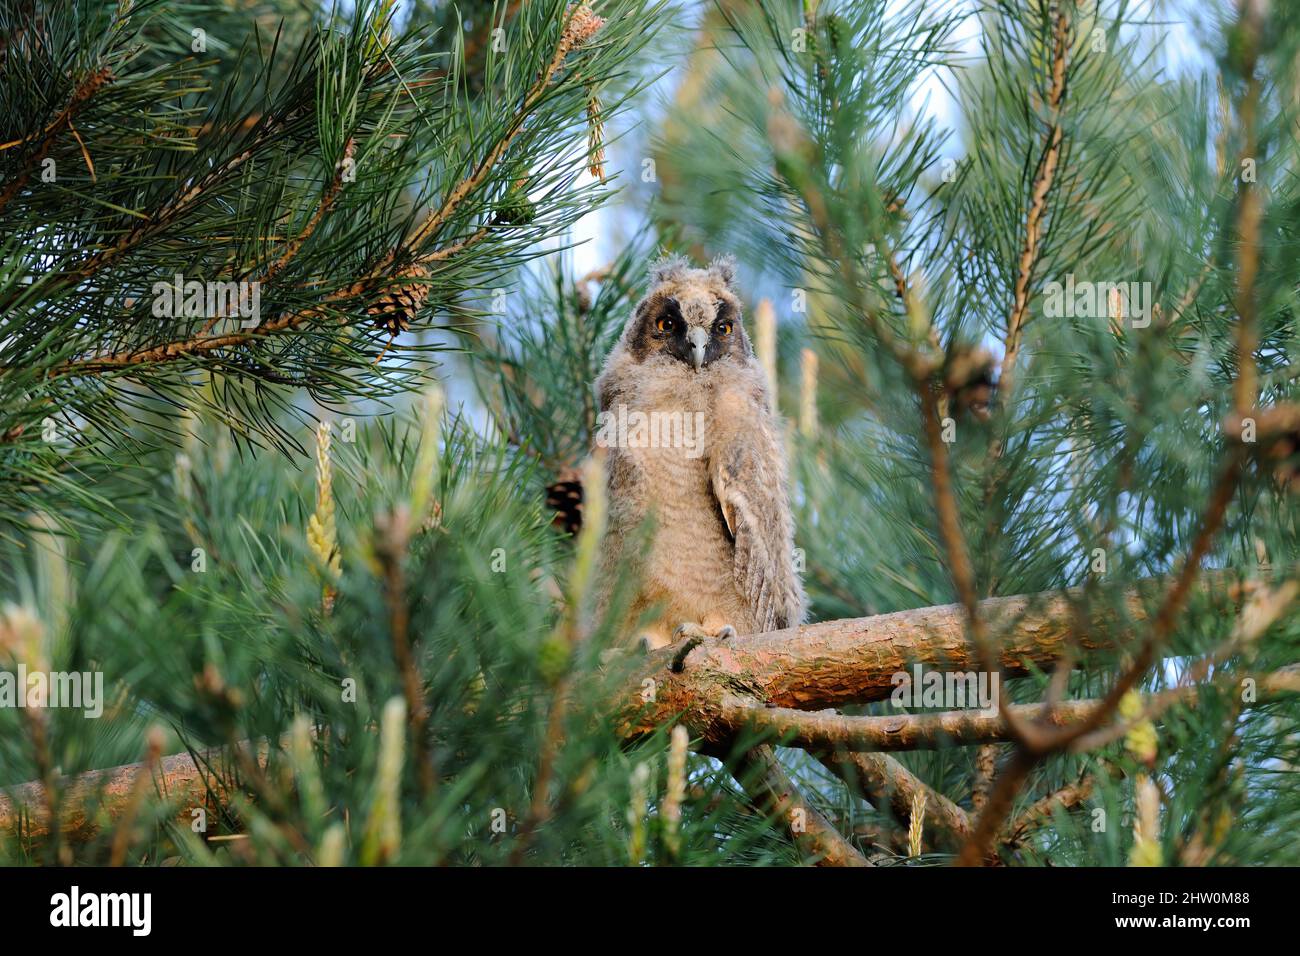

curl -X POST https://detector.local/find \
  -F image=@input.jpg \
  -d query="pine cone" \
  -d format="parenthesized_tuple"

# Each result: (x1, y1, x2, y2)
(1225, 403, 1300, 493)
(493, 190, 537, 226)
(368, 264, 430, 335)
(945, 346, 996, 421)
(823, 13, 843, 52)
(545, 466, 584, 535)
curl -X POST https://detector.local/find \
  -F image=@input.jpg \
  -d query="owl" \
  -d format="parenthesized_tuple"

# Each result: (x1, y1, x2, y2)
(593, 255, 804, 650)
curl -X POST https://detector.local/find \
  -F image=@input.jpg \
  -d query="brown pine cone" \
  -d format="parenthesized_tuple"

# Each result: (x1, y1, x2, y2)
(368, 264, 431, 335)
(945, 346, 996, 421)
(545, 466, 584, 536)
(1225, 403, 1300, 493)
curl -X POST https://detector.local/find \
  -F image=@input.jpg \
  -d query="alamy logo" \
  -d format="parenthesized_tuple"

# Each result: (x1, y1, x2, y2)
(0, 665, 104, 718)
(890, 664, 999, 715)
(594, 404, 707, 459)
(1042, 274, 1152, 328)
(151, 273, 261, 327)
(50, 886, 151, 936)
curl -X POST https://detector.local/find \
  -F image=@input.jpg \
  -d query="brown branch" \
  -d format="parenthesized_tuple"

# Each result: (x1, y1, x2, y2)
(47, 292, 352, 374)
(956, 748, 1036, 866)
(375, 507, 435, 797)
(956, 4, 1266, 864)
(918, 386, 987, 649)
(722, 694, 1088, 752)
(919, 381, 1048, 752)
(0, 66, 111, 216)
(1071, 661, 1300, 754)
(732, 745, 870, 866)
(1000, 772, 1095, 849)
(2, 574, 1270, 845)
(723, 670, 1300, 755)
(1031, 453, 1244, 754)
(0, 739, 261, 841)
(612, 572, 1245, 746)
(970, 744, 997, 814)
(107, 729, 164, 867)
(189, 141, 356, 343)
(62, 129, 283, 290)
(997, 1, 1070, 400)
(405, 4, 604, 251)
(957, 453, 1244, 863)
(260, 138, 354, 287)
(817, 750, 971, 853)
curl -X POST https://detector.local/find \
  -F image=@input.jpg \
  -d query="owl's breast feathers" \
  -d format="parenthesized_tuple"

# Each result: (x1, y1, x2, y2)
(595, 348, 804, 635)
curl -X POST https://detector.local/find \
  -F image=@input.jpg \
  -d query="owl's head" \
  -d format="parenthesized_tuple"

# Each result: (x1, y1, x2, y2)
(623, 254, 750, 371)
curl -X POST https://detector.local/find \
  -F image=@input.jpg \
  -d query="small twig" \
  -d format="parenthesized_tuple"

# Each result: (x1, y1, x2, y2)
(997, 1, 1071, 401)
(375, 506, 435, 797)
(970, 744, 997, 814)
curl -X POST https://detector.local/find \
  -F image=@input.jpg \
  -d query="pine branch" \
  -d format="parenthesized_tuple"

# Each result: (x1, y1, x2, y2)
(1000, 772, 1096, 849)
(612, 571, 1250, 743)
(39, 11, 605, 378)
(720, 669, 1300, 753)
(816, 750, 971, 853)
(731, 745, 871, 866)
(0, 738, 262, 841)
(0, 65, 111, 215)
(3, 581, 1291, 849)
(997, 0, 1071, 401)
(406, 4, 605, 252)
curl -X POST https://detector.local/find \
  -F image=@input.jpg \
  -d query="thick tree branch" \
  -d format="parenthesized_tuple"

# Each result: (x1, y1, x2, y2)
(722, 694, 1087, 753)
(613, 576, 1243, 745)
(0, 740, 260, 841)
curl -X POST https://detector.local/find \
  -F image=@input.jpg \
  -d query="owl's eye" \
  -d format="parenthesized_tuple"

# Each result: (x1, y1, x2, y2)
(656, 316, 676, 334)
(715, 320, 733, 336)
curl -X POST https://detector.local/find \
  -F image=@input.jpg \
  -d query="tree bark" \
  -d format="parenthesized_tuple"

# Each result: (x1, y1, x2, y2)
(732, 745, 871, 866)
(718, 668, 1300, 752)
(0, 741, 260, 841)
(612, 576, 1245, 747)
(817, 750, 971, 853)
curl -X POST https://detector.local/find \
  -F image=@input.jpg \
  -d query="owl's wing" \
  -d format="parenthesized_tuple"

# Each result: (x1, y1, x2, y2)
(710, 402, 801, 633)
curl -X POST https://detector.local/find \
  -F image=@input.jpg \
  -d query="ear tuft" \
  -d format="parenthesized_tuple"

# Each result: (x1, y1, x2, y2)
(649, 254, 690, 287)
(707, 254, 737, 289)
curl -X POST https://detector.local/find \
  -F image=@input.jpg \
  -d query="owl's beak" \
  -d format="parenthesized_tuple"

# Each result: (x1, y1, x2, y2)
(687, 327, 708, 370)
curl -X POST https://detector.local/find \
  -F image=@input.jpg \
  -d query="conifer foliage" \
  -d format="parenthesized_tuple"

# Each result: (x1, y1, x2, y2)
(1, 0, 1298, 869)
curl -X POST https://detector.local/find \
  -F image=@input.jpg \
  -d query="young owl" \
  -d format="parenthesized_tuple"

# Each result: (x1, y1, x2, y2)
(594, 255, 804, 650)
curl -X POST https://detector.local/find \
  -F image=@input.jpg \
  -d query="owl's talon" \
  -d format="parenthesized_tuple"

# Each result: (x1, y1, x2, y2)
(670, 635, 704, 673)
(669, 622, 736, 671)
(674, 621, 734, 642)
